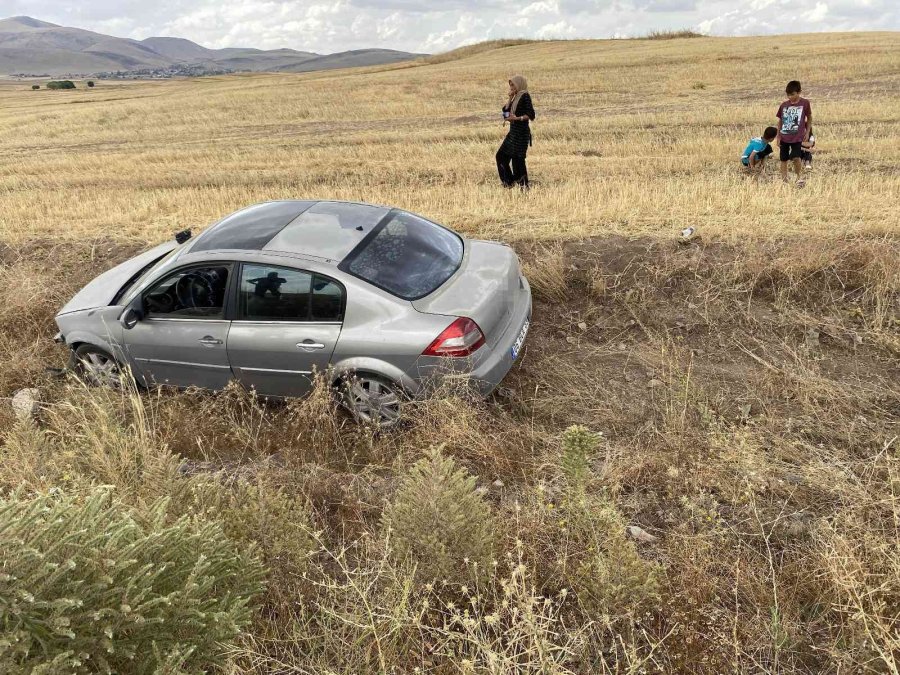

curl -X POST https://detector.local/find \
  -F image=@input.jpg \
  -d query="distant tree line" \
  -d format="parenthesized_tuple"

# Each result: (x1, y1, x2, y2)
(30, 80, 95, 91)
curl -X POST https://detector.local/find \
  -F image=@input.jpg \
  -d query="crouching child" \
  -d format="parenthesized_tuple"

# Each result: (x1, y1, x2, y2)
(742, 126, 778, 176)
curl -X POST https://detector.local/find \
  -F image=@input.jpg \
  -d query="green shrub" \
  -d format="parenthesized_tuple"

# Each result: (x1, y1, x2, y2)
(87, 81, 95, 87)
(565, 494, 661, 619)
(188, 477, 314, 600)
(529, 426, 660, 621)
(0, 487, 265, 673)
(382, 447, 494, 582)
(31, 84, 40, 90)
(560, 425, 600, 489)
(46, 80, 76, 90)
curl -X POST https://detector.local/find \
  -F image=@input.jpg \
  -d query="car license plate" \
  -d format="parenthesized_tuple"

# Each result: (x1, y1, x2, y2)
(511, 318, 530, 360)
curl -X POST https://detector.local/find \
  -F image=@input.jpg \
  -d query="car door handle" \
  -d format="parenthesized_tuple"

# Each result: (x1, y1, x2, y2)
(297, 340, 326, 350)
(198, 336, 223, 346)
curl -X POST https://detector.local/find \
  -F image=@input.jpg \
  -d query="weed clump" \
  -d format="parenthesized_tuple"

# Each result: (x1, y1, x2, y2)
(645, 29, 705, 39)
(382, 447, 494, 582)
(526, 427, 660, 622)
(189, 477, 315, 600)
(565, 494, 661, 619)
(560, 424, 600, 488)
(0, 487, 264, 673)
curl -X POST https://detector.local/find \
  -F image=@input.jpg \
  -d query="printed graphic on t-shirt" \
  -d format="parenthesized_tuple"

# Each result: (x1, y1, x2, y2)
(780, 106, 803, 135)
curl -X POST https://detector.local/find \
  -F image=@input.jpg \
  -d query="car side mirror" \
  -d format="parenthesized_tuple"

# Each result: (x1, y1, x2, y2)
(120, 303, 143, 330)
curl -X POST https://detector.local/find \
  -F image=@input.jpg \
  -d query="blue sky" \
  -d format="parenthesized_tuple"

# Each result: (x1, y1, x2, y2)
(2, 0, 897, 53)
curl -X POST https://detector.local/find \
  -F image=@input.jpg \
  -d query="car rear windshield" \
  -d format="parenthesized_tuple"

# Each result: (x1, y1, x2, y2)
(339, 210, 464, 300)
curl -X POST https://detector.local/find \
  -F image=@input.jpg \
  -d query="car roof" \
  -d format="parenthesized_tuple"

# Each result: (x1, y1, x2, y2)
(185, 200, 391, 264)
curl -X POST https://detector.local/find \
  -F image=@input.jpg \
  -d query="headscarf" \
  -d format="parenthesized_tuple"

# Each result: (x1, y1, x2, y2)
(507, 75, 528, 118)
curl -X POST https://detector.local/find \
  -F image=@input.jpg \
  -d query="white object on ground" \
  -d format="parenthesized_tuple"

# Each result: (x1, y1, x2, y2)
(11, 388, 41, 421)
(626, 525, 658, 543)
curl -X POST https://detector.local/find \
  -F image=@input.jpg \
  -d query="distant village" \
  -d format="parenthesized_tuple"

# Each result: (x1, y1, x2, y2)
(12, 64, 236, 80)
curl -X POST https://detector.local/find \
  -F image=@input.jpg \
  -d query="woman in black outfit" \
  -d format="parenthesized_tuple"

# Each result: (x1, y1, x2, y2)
(497, 75, 535, 189)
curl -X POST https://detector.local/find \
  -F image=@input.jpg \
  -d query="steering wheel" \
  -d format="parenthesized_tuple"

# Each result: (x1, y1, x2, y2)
(175, 272, 215, 309)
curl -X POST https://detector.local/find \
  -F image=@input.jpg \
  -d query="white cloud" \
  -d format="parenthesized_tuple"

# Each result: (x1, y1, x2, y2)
(520, 1, 561, 16)
(805, 1, 829, 22)
(535, 20, 577, 38)
(422, 12, 486, 51)
(2, 0, 897, 53)
(698, 0, 895, 35)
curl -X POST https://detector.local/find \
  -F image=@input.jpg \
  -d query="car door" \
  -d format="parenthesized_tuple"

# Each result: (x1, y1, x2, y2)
(226, 262, 344, 398)
(124, 263, 234, 389)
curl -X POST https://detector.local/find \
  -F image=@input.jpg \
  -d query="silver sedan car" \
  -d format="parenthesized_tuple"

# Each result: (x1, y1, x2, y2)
(54, 201, 532, 424)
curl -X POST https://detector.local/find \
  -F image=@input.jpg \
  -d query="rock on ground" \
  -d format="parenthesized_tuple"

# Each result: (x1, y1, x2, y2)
(11, 388, 41, 421)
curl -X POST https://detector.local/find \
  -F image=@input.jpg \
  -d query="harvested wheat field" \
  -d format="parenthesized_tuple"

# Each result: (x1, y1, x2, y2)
(1, 32, 899, 673)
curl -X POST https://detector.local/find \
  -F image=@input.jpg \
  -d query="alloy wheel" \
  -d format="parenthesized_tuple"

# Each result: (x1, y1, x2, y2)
(344, 376, 402, 426)
(77, 350, 122, 388)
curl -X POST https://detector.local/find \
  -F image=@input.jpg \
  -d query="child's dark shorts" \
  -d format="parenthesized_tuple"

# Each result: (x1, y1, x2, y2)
(780, 142, 804, 161)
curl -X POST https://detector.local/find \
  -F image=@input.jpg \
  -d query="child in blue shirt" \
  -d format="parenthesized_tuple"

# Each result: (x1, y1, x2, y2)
(742, 126, 778, 174)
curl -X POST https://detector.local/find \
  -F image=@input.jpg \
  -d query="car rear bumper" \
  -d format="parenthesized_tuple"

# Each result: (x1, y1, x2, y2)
(467, 278, 531, 394)
(409, 277, 532, 396)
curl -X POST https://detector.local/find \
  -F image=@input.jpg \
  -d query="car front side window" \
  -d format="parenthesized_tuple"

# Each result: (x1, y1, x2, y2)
(143, 265, 231, 319)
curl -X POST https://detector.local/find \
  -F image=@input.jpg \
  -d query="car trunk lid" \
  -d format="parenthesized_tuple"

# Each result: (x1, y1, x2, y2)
(412, 240, 523, 347)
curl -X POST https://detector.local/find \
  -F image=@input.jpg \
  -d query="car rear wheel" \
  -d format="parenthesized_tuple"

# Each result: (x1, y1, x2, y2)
(72, 344, 125, 388)
(341, 374, 403, 427)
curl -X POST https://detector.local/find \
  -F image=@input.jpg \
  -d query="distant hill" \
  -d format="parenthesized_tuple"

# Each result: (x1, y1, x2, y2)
(274, 49, 423, 73)
(0, 15, 422, 76)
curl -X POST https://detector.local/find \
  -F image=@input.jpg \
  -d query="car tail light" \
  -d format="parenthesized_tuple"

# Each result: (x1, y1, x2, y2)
(422, 317, 485, 357)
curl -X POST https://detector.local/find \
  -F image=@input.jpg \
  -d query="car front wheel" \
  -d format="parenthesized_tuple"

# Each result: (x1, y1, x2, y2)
(341, 374, 404, 427)
(72, 344, 125, 388)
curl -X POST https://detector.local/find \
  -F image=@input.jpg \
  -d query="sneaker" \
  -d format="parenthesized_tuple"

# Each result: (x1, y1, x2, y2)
(797, 179, 806, 188)
(804, 162, 813, 170)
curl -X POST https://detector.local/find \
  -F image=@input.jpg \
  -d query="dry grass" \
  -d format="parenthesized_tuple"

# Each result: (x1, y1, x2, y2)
(643, 30, 706, 40)
(1, 34, 899, 673)
(1, 32, 898, 244)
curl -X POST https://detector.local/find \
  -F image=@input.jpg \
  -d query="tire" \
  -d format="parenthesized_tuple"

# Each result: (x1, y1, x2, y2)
(339, 373, 404, 427)
(72, 344, 126, 388)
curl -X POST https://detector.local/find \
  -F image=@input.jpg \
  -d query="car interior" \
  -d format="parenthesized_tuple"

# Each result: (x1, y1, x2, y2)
(144, 266, 230, 318)
(143, 264, 344, 322)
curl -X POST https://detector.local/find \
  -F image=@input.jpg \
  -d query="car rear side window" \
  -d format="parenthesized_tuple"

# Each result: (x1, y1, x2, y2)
(311, 276, 344, 321)
(339, 210, 463, 300)
(238, 264, 344, 322)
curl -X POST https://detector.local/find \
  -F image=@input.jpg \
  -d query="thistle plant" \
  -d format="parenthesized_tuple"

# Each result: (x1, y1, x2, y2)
(382, 447, 494, 583)
(0, 487, 265, 674)
(554, 426, 660, 620)
(560, 425, 600, 489)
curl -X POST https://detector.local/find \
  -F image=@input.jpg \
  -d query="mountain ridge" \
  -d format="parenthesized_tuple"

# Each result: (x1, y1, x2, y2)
(0, 15, 422, 76)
